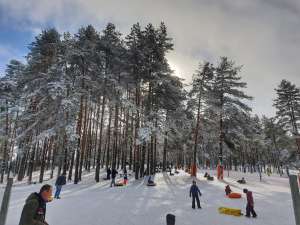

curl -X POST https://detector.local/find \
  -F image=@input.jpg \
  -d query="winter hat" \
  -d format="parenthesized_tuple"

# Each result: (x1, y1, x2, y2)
(243, 189, 248, 193)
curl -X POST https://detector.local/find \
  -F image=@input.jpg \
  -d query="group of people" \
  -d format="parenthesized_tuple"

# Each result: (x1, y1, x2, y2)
(106, 167, 128, 186)
(18, 167, 126, 225)
(189, 180, 257, 218)
(225, 184, 257, 218)
(18, 170, 258, 225)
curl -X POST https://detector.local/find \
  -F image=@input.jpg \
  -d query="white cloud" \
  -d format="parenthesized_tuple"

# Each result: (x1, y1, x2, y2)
(0, 0, 299, 116)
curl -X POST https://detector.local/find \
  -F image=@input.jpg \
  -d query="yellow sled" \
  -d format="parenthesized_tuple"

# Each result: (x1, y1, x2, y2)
(218, 207, 242, 217)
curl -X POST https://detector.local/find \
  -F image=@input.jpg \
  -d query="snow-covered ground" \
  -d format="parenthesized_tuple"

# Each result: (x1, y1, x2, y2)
(3, 169, 296, 225)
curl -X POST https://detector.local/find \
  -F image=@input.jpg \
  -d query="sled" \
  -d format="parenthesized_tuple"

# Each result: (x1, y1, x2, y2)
(115, 182, 124, 187)
(218, 207, 242, 216)
(207, 176, 214, 181)
(228, 192, 242, 199)
(147, 183, 156, 186)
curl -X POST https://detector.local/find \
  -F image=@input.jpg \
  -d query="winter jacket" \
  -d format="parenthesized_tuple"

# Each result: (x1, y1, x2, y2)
(55, 175, 66, 186)
(225, 185, 232, 195)
(190, 184, 202, 197)
(111, 169, 118, 179)
(19, 193, 48, 225)
(123, 169, 128, 180)
(246, 191, 254, 206)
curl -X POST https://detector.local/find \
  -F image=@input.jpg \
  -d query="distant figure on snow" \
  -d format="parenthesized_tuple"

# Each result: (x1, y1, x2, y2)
(267, 168, 272, 176)
(225, 185, 232, 196)
(237, 177, 246, 184)
(148, 175, 154, 184)
(19, 184, 53, 225)
(243, 189, 257, 218)
(107, 167, 112, 180)
(189, 180, 202, 209)
(110, 168, 118, 187)
(54, 173, 66, 199)
(204, 172, 209, 178)
(123, 167, 128, 185)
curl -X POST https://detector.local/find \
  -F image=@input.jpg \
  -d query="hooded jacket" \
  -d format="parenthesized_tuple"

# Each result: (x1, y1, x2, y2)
(19, 193, 48, 225)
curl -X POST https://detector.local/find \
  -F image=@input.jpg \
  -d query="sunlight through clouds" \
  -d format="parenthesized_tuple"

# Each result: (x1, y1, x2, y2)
(0, 0, 299, 116)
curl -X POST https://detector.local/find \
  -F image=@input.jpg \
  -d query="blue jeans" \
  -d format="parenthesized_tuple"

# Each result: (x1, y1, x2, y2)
(55, 185, 62, 198)
(110, 178, 115, 187)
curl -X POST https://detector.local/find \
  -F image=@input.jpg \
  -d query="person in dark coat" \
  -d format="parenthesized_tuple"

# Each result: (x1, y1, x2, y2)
(19, 184, 52, 225)
(225, 185, 232, 195)
(110, 168, 118, 187)
(54, 174, 66, 199)
(243, 189, 257, 218)
(123, 167, 128, 185)
(189, 180, 202, 209)
(107, 168, 112, 180)
(237, 177, 246, 184)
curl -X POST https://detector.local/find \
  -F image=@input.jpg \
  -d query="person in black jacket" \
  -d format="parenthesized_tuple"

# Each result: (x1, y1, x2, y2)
(110, 168, 118, 187)
(54, 173, 66, 199)
(189, 180, 202, 209)
(123, 167, 128, 185)
(107, 168, 112, 180)
(225, 185, 232, 196)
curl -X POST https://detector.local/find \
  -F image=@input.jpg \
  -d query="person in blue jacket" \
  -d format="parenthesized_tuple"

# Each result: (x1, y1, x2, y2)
(189, 180, 202, 209)
(54, 173, 66, 199)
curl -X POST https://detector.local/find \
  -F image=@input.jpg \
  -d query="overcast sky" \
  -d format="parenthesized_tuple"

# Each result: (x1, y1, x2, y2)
(0, 0, 299, 117)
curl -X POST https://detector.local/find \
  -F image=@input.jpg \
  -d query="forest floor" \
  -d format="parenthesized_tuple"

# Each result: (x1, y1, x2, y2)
(3, 169, 295, 225)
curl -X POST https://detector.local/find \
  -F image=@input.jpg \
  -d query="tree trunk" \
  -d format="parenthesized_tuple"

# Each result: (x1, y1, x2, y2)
(39, 138, 48, 183)
(0, 100, 9, 183)
(74, 96, 84, 184)
(95, 95, 106, 182)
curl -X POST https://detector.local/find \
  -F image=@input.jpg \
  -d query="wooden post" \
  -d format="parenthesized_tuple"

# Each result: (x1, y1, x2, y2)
(166, 214, 175, 225)
(0, 178, 13, 225)
(289, 175, 300, 225)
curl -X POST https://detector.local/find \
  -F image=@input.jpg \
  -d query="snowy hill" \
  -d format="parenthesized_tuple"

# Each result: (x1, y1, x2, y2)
(4, 170, 295, 225)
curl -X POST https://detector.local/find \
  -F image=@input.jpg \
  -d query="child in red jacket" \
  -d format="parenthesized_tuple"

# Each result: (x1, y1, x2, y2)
(243, 189, 257, 218)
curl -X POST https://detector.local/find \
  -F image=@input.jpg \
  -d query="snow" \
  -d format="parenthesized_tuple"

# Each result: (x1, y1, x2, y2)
(3, 169, 296, 225)
(0, 187, 4, 205)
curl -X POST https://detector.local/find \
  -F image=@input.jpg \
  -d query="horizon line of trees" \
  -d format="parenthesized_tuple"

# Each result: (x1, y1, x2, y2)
(0, 22, 299, 184)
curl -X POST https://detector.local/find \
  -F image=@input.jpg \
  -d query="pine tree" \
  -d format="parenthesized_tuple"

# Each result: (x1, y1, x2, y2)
(262, 116, 292, 172)
(125, 23, 145, 179)
(0, 60, 24, 182)
(210, 57, 252, 165)
(188, 62, 214, 176)
(274, 80, 300, 158)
